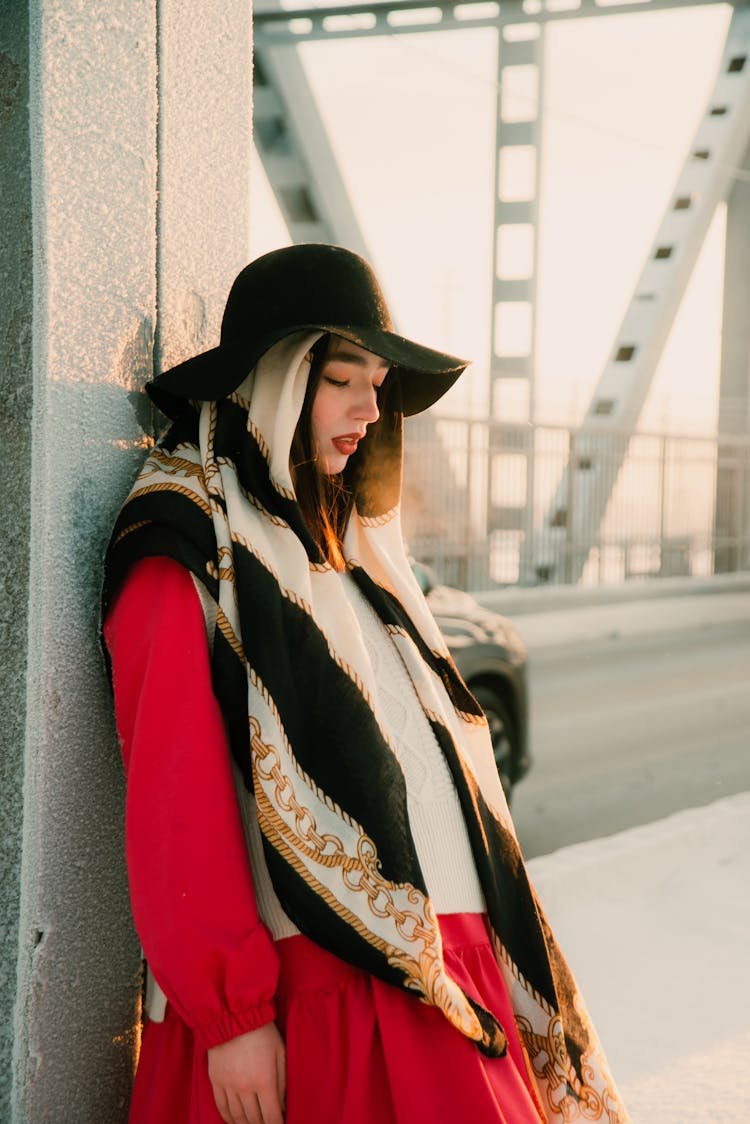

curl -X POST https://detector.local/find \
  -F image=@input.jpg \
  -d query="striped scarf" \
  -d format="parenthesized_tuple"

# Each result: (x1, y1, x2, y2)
(103, 331, 628, 1122)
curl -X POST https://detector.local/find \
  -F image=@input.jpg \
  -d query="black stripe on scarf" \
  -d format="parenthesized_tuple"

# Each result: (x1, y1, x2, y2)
(427, 713, 592, 1084)
(102, 490, 219, 621)
(231, 540, 426, 892)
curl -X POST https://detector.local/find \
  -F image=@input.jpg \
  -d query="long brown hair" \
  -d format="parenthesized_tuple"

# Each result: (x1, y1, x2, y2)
(290, 335, 359, 571)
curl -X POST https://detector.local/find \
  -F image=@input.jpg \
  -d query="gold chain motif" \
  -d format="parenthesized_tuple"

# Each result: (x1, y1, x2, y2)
(249, 716, 484, 1043)
(141, 447, 204, 480)
(112, 518, 152, 548)
(517, 1014, 623, 1122)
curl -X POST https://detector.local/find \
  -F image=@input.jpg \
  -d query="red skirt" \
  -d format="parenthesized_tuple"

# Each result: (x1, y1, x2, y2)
(129, 913, 543, 1123)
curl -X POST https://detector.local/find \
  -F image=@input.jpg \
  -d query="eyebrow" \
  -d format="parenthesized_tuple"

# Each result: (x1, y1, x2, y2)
(328, 345, 391, 371)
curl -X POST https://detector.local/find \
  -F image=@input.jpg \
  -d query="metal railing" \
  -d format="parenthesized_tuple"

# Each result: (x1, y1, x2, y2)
(403, 415, 750, 592)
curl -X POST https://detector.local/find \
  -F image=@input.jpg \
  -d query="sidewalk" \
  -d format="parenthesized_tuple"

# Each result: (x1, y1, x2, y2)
(528, 794, 750, 1123)
(493, 573, 750, 1118)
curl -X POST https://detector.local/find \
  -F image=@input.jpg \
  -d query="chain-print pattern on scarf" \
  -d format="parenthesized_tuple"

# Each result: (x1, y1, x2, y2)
(140, 446, 205, 481)
(249, 715, 485, 1045)
(516, 1013, 622, 1122)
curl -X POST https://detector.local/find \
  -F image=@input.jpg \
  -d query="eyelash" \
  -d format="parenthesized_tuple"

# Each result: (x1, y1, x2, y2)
(323, 376, 386, 390)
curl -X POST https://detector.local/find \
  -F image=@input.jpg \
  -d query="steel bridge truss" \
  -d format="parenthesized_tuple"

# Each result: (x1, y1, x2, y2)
(254, 0, 750, 585)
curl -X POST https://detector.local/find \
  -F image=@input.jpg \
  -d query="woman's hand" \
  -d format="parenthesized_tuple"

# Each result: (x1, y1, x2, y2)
(207, 1022, 286, 1124)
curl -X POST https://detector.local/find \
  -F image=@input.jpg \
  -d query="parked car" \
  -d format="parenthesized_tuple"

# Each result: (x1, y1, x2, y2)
(412, 560, 530, 801)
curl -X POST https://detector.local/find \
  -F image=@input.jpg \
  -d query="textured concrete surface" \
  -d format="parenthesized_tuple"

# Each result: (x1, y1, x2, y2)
(6, 1, 253, 1119)
(157, 0, 254, 372)
(12, 3, 157, 1120)
(0, 5, 33, 1119)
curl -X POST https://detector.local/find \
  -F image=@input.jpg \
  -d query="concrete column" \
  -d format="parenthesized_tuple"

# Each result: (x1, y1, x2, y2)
(157, 0, 254, 372)
(0, 5, 33, 1118)
(12, 2, 157, 1119)
(8, 1, 253, 1119)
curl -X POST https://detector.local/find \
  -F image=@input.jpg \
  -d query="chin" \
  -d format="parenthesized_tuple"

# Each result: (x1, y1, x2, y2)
(320, 453, 348, 475)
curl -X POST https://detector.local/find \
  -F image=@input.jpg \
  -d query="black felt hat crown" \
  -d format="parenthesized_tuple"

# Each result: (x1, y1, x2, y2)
(148, 244, 469, 418)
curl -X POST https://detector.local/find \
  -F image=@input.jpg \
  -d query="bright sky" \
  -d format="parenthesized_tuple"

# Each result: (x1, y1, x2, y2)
(251, 2, 735, 435)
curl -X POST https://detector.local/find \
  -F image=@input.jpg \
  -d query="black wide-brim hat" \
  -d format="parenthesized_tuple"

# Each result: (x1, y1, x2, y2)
(147, 244, 469, 419)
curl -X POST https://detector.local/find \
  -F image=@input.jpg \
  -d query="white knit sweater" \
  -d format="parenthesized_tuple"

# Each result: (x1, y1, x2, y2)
(239, 572, 486, 941)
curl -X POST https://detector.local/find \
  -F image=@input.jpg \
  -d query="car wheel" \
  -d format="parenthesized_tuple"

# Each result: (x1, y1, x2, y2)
(472, 686, 515, 803)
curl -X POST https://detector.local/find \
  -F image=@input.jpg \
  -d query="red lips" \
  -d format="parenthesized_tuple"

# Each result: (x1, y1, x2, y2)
(332, 433, 363, 455)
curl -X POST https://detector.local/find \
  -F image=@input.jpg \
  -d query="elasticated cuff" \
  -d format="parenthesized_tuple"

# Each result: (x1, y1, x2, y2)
(193, 998, 277, 1051)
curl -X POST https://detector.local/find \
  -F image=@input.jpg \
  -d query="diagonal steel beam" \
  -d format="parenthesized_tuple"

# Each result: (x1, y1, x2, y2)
(539, 5, 750, 583)
(254, 6, 373, 253)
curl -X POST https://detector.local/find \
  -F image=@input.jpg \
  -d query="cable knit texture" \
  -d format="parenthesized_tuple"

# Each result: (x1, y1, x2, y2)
(342, 573, 486, 915)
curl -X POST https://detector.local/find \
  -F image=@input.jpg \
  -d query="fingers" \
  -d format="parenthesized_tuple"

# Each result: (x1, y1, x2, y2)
(228, 1090, 262, 1124)
(213, 1087, 237, 1124)
(217, 1089, 266, 1124)
(207, 1023, 286, 1124)
(210, 1070, 285, 1123)
(213, 1087, 231, 1124)
(257, 1085, 285, 1124)
(255, 1037, 286, 1124)
(277, 1040, 287, 1115)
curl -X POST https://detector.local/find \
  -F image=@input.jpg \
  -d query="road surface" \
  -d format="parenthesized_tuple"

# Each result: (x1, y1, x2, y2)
(507, 591, 750, 858)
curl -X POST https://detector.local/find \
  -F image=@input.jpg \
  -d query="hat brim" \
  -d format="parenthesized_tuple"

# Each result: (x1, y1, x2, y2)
(147, 325, 469, 420)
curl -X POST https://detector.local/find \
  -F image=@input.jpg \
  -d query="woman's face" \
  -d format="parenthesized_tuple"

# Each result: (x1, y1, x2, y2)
(311, 337, 389, 474)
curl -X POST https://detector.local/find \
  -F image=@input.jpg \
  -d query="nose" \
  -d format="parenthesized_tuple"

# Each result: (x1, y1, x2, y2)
(352, 384, 380, 425)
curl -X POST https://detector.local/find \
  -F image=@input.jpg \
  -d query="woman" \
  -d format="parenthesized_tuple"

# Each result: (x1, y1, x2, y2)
(103, 244, 628, 1124)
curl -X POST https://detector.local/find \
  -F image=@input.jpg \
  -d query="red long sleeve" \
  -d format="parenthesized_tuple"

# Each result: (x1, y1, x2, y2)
(104, 555, 280, 1050)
